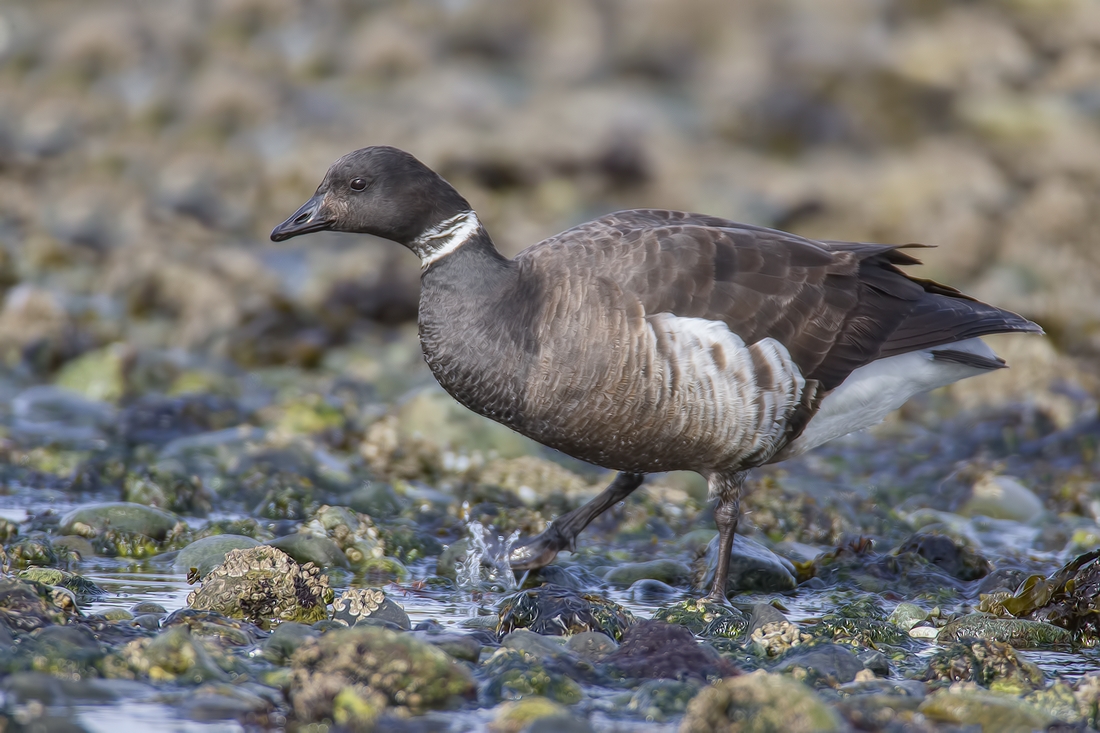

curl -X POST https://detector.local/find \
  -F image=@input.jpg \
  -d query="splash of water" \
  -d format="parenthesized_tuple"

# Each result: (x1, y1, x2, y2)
(456, 520, 520, 593)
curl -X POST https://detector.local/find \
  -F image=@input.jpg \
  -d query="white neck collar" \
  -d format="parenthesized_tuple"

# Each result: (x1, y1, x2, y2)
(412, 211, 481, 268)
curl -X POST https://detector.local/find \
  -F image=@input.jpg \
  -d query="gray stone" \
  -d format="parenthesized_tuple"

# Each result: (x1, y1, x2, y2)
(566, 631, 618, 662)
(605, 559, 691, 588)
(265, 533, 349, 569)
(59, 502, 180, 542)
(698, 534, 797, 595)
(174, 535, 261, 576)
(772, 642, 866, 686)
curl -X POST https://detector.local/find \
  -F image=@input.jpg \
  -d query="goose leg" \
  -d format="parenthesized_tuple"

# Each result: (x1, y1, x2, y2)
(704, 470, 747, 605)
(509, 472, 644, 570)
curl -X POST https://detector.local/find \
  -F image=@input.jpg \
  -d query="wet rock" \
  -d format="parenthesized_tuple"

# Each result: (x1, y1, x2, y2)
(628, 678, 703, 722)
(331, 588, 411, 630)
(895, 532, 992, 581)
(17, 568, 106, 605)
(1025, 681, 1082, 727)
(888, 602, 928, 631)
(515, 565, 588, 591)
(5, 534, 60, 569)
(919, 687, 1053, 732)
(16, 624, 105, 678)
(497, 585, 636, 641)
(302, 504, 385, 568)
(186, 546, 333, 629)
(121, 468, 212, 516)
(566, 631, 618, 662)
(653, 599, 746, 636)
(347, 481, 407, 519)
(174, 682, 278, 727)
(11, 385, 116, 439)
(489, 696, 570, 733)
(161, 609, 261, 647)
(0, 576, 80, 632)
(54, 343, 129, 403)
(627, 578, 680, 602)
(50, 535, 95, 561)
(261, 622, 318, 665)
(266, 532, 349, 569)
(771, 642, 866, 687)
(922, 639, 1044, 693)
(960, 473, 1045, 523)
(481, 647, 583, 705)
(605, 558, 691, 588)
(290, 625, 476, 725)
(104, 626, 232, 684)
(375, 521, 443, 564)
(696, 534, 797, 596)
(938, 612, 1072, 647)
(173, 534, 262, 577)
(414, 629, 482, 663)
(745, 603, 808, 658)
(808, 596, 910, 647)
(604, 620, 737, 682)
(680, 670, 841, 733)
(59, 502, 184, 557)
(436, 538, 469, 581)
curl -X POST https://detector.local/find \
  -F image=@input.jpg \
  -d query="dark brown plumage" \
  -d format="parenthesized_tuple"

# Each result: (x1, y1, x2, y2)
(272, 146, 1041, 603)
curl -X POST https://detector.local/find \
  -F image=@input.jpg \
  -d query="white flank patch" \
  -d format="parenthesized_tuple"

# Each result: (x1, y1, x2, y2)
(414, 211, 481, 268)
(778, 337, 1002, 459)
(647, 314, 806, 470)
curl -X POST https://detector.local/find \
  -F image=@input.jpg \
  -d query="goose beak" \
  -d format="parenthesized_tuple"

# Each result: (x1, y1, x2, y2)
(271, 194, 333, 242)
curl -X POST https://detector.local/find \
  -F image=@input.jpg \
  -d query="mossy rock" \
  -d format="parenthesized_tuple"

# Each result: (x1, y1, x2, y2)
(289, 625, 476, 723)
(681, 670, 841, 733)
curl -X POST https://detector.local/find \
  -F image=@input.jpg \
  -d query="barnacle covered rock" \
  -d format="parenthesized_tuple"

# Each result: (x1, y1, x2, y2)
(331, 587, 411, 630)
(289, 625, 476, 726)
(302, 504, 384, 568)
(186, 546, 333, 629)
(921, 639, 1045, 694)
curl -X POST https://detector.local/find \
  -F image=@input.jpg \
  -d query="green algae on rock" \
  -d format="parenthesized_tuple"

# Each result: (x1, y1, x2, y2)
(938, 612, 1072, 648)
(918, 686, 1055, 733)
(654, 599, 745, 636)
(680, 670, 841, 733)
(4, 534, 61, 569)
(103, 626, 233, 684)
(480, 647, 584, 705)
(186, 546, 333, 629)
(16, 568, 106, 605)
(497, 585, 637, 641)
(490, 696, 572, 733)
(289, 625, 476, 725)
(58, 502, 185, 557)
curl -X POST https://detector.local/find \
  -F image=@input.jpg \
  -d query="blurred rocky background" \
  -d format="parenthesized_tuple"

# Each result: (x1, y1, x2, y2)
(1, 0, 1098, 376)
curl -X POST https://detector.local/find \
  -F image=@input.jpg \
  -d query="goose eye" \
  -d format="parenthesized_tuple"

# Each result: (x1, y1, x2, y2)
(350, 178, 367, 191)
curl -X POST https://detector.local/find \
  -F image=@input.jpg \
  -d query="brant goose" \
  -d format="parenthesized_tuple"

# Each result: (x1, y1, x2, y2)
(272, 146, 1042, 603)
